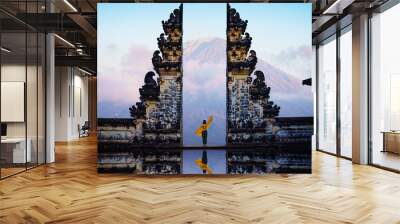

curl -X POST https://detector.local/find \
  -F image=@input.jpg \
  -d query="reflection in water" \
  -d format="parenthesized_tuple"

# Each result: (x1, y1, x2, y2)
(183, 150, 226, 174)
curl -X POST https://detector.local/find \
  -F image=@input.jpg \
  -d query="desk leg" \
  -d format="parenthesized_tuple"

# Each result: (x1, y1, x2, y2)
(382, 133, 386, 153)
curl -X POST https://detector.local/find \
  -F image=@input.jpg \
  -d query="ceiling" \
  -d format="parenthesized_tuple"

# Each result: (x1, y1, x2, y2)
(0, 0, 392, 75)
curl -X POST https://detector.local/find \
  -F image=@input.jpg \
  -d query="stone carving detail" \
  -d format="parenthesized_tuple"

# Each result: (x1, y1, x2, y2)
(128, 4, 183, 145)
(129, 102, 146, 120)
(228, 6, 248, 30)
(249, 70, 270, 100)
(139, 71, 160, 101)
(227, 4, 280, 144)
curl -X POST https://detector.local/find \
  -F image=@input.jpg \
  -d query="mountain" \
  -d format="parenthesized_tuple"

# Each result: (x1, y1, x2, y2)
(181, 37, 313, 145)
(182, 37, 313, 117)
(98, 37, 313, 119)
(183, 37, 226, 63)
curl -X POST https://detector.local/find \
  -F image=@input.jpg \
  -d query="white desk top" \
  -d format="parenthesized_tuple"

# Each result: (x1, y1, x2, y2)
(1, 138, 27, 143)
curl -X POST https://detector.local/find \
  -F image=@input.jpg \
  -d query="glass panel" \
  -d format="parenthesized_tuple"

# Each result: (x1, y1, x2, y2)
(1, 31, 27, 177)
(26, 0, 39, 169)
(339, 29, 352, 158)
(27, 31, 38, 169)
(318, 37, 337, 154)
(38, 32, 45, 165)
(371, 4, 400, 171)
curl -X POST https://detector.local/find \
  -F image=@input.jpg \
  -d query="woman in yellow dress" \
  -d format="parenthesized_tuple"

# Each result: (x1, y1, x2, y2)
(195, 116, 213, 174)
(195, 115, 213, 146)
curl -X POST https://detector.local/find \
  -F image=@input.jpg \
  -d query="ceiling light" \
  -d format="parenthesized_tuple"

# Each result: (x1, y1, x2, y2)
(78, 67, 93, 76)
(63, 0, 78, 12)
(1, 47, 11, 53)
(54, 34, 75, 48)
(322, 0, 354, 15)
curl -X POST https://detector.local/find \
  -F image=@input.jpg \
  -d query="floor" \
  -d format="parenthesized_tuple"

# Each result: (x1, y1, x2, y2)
(1, 163, 43, 178)
(0, 167, 26, 178)
(372, 150, 400, 171)
(0, 136, 400, 224)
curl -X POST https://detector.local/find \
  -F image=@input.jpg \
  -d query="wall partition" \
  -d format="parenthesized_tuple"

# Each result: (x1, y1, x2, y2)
(0, 1, 47, 179)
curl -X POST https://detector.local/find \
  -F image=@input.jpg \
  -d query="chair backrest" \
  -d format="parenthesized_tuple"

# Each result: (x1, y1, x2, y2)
(82, 121, 90, 129)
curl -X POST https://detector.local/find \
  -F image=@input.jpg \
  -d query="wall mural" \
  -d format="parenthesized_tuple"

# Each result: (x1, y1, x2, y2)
(97, 3, 313, 175)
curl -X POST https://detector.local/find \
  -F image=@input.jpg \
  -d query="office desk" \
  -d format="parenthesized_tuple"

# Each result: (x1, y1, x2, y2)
(1, 138, 31, 163)
(382, 131, 400, 154)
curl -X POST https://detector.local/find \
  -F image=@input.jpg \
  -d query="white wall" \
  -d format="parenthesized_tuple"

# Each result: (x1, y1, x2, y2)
(1, 65, 41, 138)
(55, 67, 89, 141)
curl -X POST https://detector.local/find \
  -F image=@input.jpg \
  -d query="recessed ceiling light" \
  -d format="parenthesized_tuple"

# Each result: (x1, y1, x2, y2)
(63, 0, 78, 12)
(78, 67, 93, 76)
(322, 0, 354, 15)
(1, 47, 11, 53)
(54, 34, 75, 48)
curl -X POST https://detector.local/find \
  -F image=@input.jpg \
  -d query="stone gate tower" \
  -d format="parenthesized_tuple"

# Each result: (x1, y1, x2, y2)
(129, 4, 183, 145)
(226, 4, 280, 145)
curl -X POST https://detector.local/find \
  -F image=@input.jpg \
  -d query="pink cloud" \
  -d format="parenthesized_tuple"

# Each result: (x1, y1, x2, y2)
(98, 45, 153, 105)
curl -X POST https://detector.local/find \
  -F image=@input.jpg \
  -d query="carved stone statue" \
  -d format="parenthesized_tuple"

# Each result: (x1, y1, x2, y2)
(246, 50, 257, 71)
(250, 70, 270, 100)
(264, 101, 280, 118)
(152, 50, 163, 73)
(252, 70, 266, 87)
(129, 101, 146, 119)
(144, 71, 158, 88)
(152, 50, 180, 72)
(240, 33, 252, 46)
(157, 34, 167, 49)
(139, 71, 160, 101)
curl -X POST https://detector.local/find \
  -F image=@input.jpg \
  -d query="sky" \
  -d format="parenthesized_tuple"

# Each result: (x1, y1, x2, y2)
(97, 3, 312, 119)
(97, 3, 180, 118)
(182, 3, 226, 146)
(231, 3, 311, 57)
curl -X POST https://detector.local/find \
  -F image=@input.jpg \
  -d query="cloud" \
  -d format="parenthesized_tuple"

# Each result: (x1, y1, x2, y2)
(262, 45, 312, 80)
(183, 37, 226, 101)
(98, 44, 153, 106)
(183, 60, 226, 100)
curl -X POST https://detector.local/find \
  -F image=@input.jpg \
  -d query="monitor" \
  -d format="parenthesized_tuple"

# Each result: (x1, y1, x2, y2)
(1, 123, 7, 137)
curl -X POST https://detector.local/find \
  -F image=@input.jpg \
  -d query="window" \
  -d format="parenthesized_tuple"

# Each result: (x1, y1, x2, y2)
(317, 36, 337, 154)
(370, 3, 400, 171)
(339, 28, 352, 158)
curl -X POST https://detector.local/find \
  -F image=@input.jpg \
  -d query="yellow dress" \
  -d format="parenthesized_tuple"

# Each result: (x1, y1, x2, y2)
(195, 115, 213, 137)
(195, 159, 213, 174)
